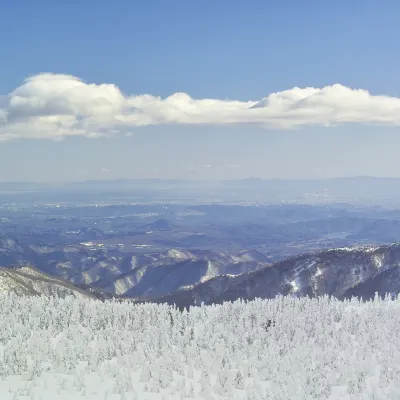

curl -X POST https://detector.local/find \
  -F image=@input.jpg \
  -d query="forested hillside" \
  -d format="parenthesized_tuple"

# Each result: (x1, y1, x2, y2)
(0, 294, 399, 399)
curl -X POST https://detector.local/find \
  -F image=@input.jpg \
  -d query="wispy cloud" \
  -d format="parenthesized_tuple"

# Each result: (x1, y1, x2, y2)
(1, 73, 400, 141)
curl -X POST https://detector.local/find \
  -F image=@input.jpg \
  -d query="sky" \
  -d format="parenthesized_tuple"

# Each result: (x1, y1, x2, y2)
(1, 0, 400, 182)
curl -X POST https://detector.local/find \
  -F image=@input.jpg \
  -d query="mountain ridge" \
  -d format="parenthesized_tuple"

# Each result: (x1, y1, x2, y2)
(3, 243, 400, 307)
(0, 265, 112, 299)
(143, 243, 400, 308)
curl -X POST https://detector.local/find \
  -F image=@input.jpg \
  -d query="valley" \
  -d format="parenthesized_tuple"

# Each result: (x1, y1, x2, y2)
(2, 178, 400, 304)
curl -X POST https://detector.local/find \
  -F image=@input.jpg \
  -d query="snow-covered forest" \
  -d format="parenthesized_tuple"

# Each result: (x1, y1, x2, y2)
(0, 294, 399, 399)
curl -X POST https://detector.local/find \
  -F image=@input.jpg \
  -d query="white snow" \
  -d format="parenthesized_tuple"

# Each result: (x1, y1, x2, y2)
(333, 245, 379, 253)
(314, 267, 323, 277)
(290, 280, 300, 292)
(372, 254, 384, 269)
(0, 294, 399, 399)
(165, 249, 192, 260)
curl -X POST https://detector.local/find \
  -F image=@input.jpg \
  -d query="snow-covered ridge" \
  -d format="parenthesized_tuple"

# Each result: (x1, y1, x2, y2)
(0, 266, 107, 300)
(0, 294, 399, 399)
(0, 235, 270, 298)
(4, 241, 400, 307)
(153, 243, 400, 307)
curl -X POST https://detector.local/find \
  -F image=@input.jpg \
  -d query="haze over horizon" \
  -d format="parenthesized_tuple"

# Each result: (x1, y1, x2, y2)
(2, 1, 400, 182)
(3, 175, 400, 185)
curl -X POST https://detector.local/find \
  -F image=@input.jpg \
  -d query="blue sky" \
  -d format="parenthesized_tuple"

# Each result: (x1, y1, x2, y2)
(1, 0, 400, 181)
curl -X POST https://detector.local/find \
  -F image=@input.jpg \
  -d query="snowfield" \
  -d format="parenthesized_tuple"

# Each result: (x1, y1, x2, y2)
(0, 294, 400, 399)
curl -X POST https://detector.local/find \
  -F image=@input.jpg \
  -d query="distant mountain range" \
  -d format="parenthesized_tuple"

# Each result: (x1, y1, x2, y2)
(3, 243, 400, 307)
(142, 243, 400, 307)
(0, 236, 269, 297)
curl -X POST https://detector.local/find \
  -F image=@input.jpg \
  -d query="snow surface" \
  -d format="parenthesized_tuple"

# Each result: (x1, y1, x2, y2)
(0, 294, 400, 399)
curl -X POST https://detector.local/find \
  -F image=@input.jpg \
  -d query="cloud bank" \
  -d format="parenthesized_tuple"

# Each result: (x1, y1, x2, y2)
(1, 73, 400, 140)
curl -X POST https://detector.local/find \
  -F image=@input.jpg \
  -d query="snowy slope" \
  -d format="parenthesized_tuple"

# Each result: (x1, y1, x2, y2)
(0, 294, 400, 399)
(153, 243, 400, 307)
(5, 242, 400, 306)
(0, 235, 268, 297)
(101, 250, 268, 297)
(0, 266, 106, 299)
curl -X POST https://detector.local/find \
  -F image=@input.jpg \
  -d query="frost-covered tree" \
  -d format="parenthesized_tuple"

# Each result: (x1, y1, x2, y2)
(0, 292, 400, 398)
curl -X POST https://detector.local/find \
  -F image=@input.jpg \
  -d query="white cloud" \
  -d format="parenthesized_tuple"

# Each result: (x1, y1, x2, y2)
(1, 73, 400, 140)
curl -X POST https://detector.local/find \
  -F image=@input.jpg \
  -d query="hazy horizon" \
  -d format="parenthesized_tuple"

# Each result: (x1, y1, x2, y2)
(2, 174, 400, 185)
